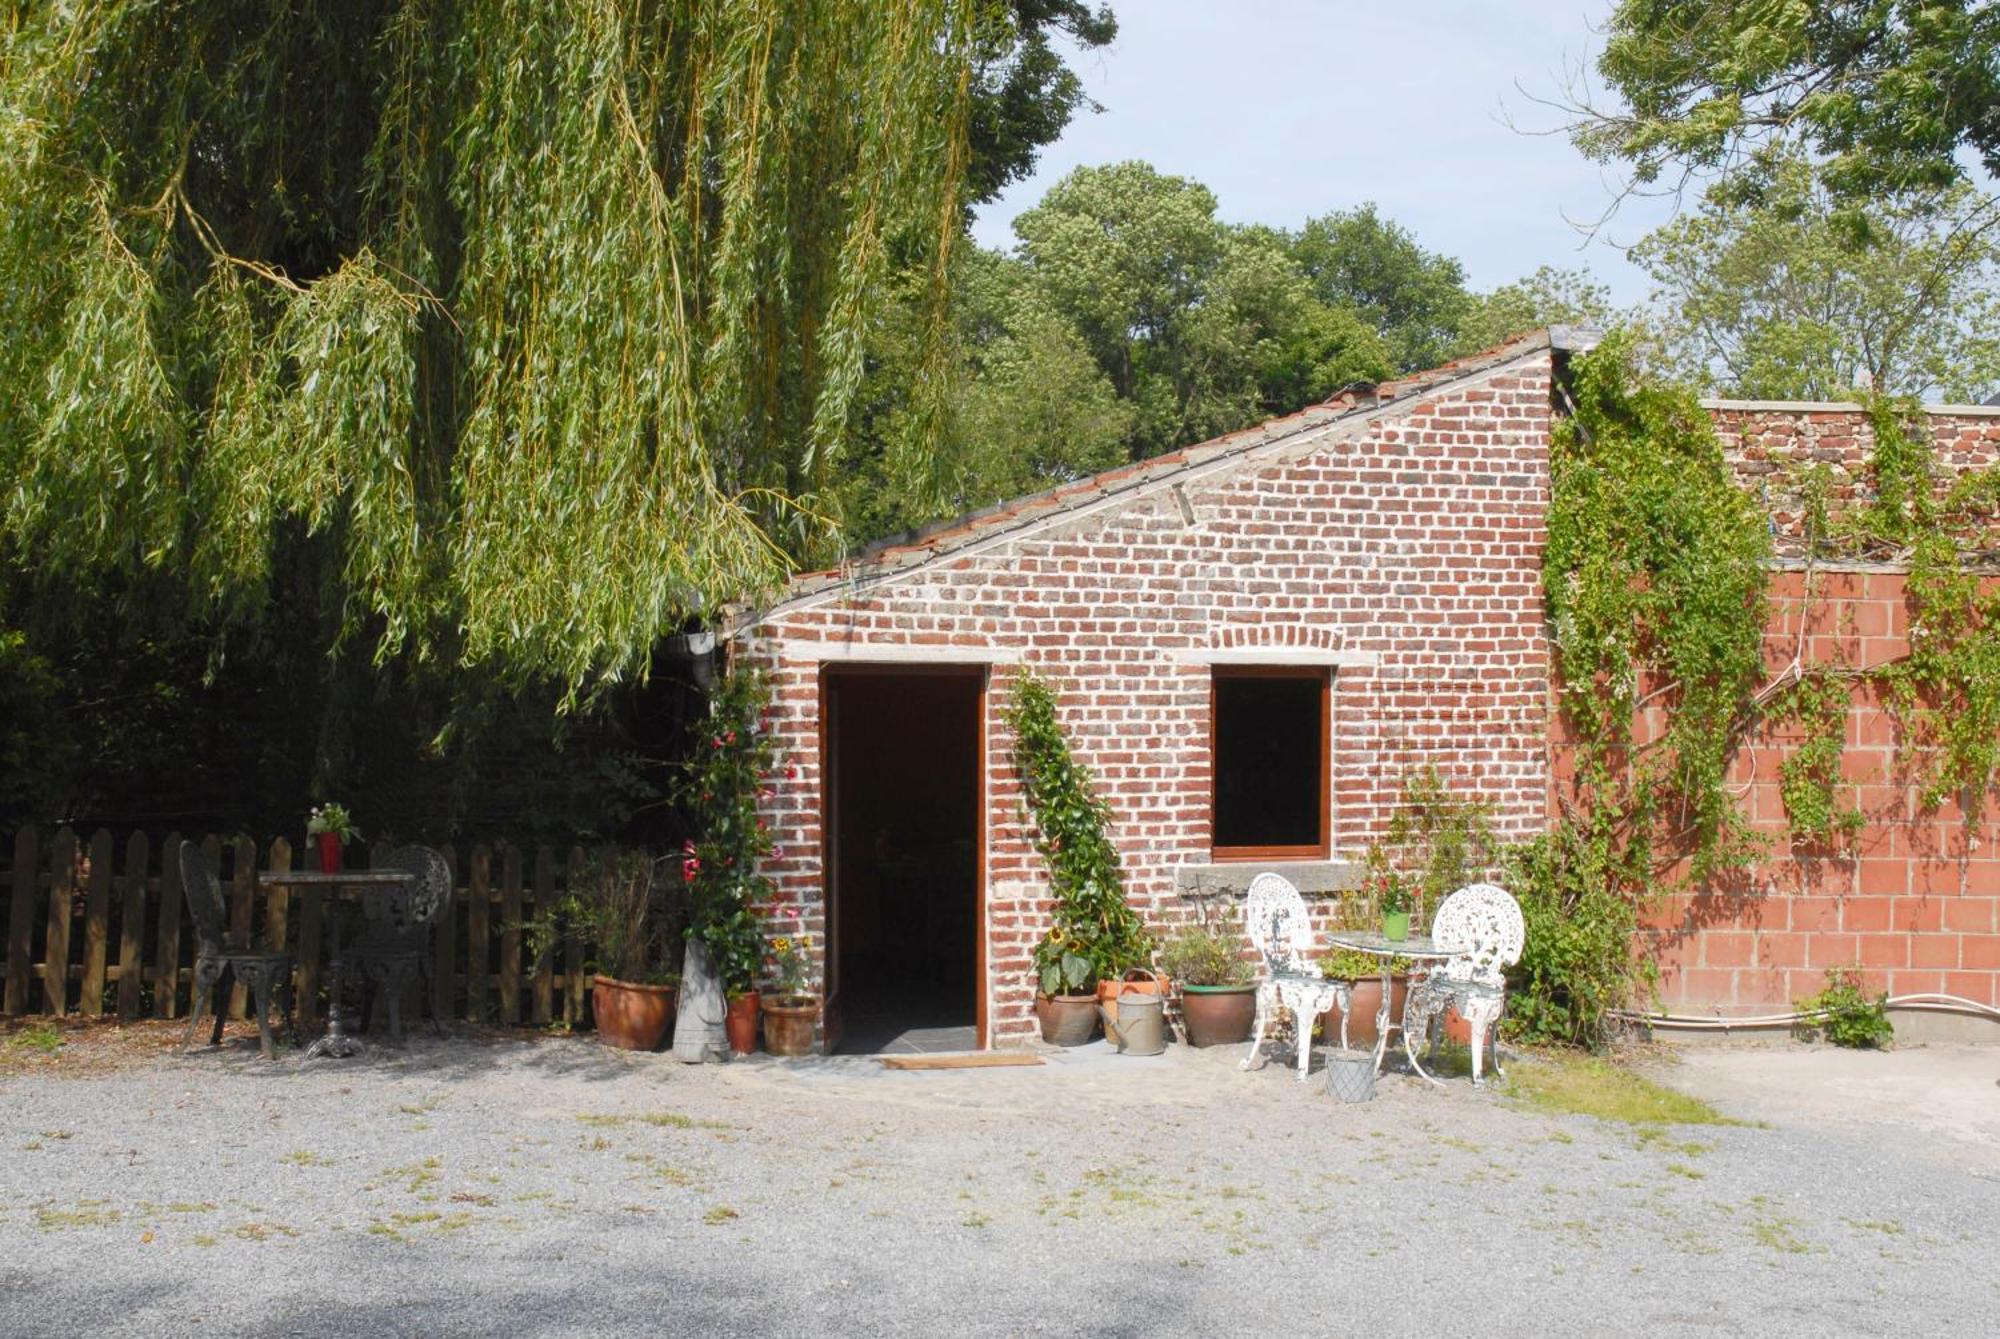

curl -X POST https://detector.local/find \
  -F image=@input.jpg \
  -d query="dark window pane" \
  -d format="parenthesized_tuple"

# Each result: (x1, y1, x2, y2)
(1213, 674, 1323, 850)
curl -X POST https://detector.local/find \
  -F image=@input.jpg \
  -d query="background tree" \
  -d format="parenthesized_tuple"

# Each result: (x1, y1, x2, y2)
(1633, 156, 2000, 402)
(965, 2, 1119, 204)
(1576, 0, 2000, 203)
(1286, 204, 1474, 373)
(1453, 266, 1620, 358)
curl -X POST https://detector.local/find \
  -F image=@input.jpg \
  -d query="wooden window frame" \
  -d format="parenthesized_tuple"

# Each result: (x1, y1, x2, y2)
(1208, 665, 1332, 862)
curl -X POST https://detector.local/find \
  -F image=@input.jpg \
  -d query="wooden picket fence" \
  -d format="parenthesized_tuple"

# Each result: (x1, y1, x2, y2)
(2, 826, 610, 1028)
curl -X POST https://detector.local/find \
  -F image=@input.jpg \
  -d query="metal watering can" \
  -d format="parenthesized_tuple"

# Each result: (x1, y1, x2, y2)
(1099, 968, 1167, 1056)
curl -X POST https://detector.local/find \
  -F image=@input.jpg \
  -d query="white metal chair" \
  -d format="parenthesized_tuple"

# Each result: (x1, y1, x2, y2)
(1401, 882, 1523, 1085)
(1240, 872, 1349, 1082)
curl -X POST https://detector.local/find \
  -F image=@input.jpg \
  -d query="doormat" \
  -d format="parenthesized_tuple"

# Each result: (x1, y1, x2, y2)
(879, 1052, 1045, 1070)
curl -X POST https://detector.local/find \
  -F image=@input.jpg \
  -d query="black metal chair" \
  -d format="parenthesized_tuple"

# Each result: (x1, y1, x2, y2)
(178, 841, 294, 1060)
(352, 845, 450, 1043)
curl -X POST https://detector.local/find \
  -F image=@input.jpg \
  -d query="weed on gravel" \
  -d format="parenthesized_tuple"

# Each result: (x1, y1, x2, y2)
(1503, 1054, 1733, 1126)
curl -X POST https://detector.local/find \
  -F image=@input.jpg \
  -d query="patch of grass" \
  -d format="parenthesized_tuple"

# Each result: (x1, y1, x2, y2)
(35, 1203, 120, 1230)
(40, 1129, 74, 1141)
(1665, 1162, 1705, 1181)
(1843, 1217, 1905, 1236)
(10, 1023, 62, 1053)
(191, 1234, 218, 1248)
(578, 1111, 730, 1131)
(703, 1205, 740, 1226)
(233, 1221, 299, 1242)
(1504, 1055, 1733, 1127)
(168, 1201, 218, 1214)
(961, 1212, 991, 1228)
(281, 1150, 333, 1168)
(1750, 1214, 1811, 1254)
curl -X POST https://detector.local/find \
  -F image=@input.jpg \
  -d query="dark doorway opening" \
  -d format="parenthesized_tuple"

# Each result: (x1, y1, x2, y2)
(824, 668, 983, 1053)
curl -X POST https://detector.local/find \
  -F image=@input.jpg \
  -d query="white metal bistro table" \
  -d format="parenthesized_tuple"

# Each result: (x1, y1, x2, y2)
(257, 869, 414, 1059)
(1322, 930, 1454, 1086)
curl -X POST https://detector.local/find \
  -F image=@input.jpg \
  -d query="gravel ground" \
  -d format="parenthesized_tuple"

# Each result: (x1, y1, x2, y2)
(2, 1023, 1997, 1338)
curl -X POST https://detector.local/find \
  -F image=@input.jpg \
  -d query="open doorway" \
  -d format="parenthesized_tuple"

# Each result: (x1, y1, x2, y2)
(823, 668, 983, 1053)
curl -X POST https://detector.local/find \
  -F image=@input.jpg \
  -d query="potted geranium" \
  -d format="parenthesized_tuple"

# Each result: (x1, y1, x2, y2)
(1159, 914, 1254, 1047)
(532, 852, 683, 1050)
(760, 928, 819, 1056)
(1010, 671, 1151, 1045)
(307, 802, 360, 872)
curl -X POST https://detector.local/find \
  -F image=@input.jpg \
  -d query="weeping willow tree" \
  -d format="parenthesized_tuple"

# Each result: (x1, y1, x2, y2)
(1, 1, 976, 689)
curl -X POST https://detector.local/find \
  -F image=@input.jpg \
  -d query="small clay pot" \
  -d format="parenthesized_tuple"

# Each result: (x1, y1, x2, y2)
(725, 990, 761, 1055)
(1035, 992, 1099, 1046)
(762, 995, 820, 1057)
(1179, 984, 1257, 1047)
(592, 976, 677, 1051)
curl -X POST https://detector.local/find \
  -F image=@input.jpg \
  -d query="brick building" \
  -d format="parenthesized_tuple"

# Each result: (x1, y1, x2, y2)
(731, 330, 1564, 1047)
(729, 331, 2000, 1049)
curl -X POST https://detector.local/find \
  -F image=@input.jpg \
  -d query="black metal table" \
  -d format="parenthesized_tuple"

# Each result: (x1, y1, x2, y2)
(258, 870, 413, 1059)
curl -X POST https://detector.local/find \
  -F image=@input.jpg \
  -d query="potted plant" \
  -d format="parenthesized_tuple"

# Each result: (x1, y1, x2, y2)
(532, 851, 683, 1051)
(1380, 879, 1410, 941)
(1010, 671, 1152, 1045)
(1159, 914, 1254, 1047)
(307, 802, 360, 873)
(761, 928, 819, 1057)
(680, 666, 781, 1056)
(1318, 946, 1414, 1049)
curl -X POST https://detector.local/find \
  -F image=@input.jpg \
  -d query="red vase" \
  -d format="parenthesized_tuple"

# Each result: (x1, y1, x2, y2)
(316, 831, 343, 873)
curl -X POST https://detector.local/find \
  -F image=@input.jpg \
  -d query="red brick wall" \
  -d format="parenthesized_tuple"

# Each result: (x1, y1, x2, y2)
(739, 352, 1557, 1042)
(1645, 404, 2000, 1015)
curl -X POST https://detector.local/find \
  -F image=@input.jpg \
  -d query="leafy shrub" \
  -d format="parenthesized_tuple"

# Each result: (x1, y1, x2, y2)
(1159, 921, 1250, 988)
(1502, 828, 1650, 1047)
(679, 667, 779, 998)
(1795, 968, 1893, 1049)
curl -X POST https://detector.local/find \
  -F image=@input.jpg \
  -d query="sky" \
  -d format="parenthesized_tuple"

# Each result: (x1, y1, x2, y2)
(970, 1, 1679, 306)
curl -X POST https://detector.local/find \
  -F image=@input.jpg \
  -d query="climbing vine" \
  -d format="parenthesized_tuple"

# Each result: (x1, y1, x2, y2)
(1007, 669, 1151, 995)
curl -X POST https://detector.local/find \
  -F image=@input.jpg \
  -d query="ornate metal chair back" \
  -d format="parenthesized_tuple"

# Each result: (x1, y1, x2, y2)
(1428, 882, 1524, 990)
(178, 840, 229, 957)
(372, 845, 451, 942)
(1243, 871, 1314, 976)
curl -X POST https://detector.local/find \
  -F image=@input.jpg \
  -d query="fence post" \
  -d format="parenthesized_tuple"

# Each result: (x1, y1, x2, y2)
(564, 846, 588, 1026)
(155, 832, 185, 1019)
(5, 827, 37, 1017)
(531, 846, 555, 1026)
(465, 845, 491, 1024)
(226, 836, 255, 1018)
(115, 831, 149, 1019)
(432, 844, 457, 1023)
(42, 827, 77, 1015)
(499, 844, 523, 1026)
(79, 829, 114, 1016)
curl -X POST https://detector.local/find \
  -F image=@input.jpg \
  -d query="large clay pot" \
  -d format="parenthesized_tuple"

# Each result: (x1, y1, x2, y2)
(1097, 970, 1169, 1047)
(592, 976, 677, 1051)
(1319, 974, 1409, 1049)
(1180, 984, 1257, 1047)
(1035, 992, 1099, 1046)
(762, 995, 820, 1057)
(725, 990, 761, 1055)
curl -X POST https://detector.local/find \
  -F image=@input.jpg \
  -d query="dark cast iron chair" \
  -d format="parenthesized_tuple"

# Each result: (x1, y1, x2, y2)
(351, 845, 451, 1043)
(178, 841, 295, 1060)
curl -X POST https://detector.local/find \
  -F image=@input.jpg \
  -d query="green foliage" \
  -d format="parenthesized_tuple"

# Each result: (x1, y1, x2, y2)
(1773, 668, 1864, 845)
(1012, 162, 1390, 460)
(1632, 155, 2000, 402)
(1157, 921, 1251, 989)
(963, 3, 1118, 204)
(1547, 330, 1773, 884)
(0, 1, 979, 691)
(1452, 267, 1619, 356)
(1502, 828, 1650, 1049)
(1319, 948, 1412, 981)
(1007, 669, 1150, 994)
(1286, 204, 1470, 373)
(1382, 766, 1496, 920)
(529, 851, 683, 986)
(1514, 332, 1771, 1045)
(1582, 1, 2000, 202)
(1796, 968, 1894, 1049)
(679, 667, 779, 998)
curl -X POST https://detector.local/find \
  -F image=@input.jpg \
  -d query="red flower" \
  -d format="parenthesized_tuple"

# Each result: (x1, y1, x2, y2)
(682, 857, 701, 881)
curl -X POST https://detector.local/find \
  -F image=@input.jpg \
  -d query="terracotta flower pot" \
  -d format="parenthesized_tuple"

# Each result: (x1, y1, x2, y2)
(592, 976, 677, 1051)
(1035, 992, 1099, 1046)
(1179, 984, 1257, 1047)
(316, 831, 343, 873)
(762, 995, 820, 1057)
(725, 990, 761, 1055)
(1318, 974, 1409, 1049)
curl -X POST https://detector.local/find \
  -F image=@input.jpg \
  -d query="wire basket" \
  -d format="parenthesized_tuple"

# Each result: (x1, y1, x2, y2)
(1324, 1048, 1376, 1103)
